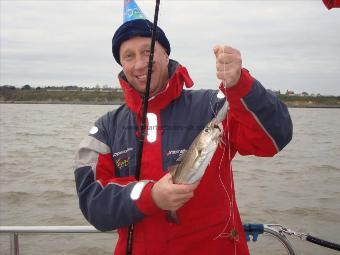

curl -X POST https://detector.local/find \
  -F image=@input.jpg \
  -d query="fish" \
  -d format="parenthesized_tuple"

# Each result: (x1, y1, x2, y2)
(167, 98, 229, 224)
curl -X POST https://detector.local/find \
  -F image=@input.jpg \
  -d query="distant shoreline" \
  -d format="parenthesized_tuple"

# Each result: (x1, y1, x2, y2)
(0, 100, 124, 105)
(287, 105, 340, 108)
(0, 101, 123, 105)
(1, 89, 339, 108)
(1, 101, 340, 108)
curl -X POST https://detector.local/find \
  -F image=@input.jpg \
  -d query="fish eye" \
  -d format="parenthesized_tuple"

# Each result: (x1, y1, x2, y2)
(204, 128, 209, 133)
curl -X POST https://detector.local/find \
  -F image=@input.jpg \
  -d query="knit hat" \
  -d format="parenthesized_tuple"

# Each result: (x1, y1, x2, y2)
(112, 0, 171, 65)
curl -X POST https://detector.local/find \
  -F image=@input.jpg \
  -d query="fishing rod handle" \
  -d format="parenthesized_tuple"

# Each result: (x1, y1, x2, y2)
(126, 224, 134, 255)
(306, 234, 340, 251)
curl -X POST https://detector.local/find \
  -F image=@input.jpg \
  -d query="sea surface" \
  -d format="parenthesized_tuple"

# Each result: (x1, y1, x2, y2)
(0, 104, 339, 255)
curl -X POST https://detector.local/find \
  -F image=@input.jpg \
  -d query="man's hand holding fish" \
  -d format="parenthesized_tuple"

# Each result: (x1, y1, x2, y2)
(151, 173, 200, 211)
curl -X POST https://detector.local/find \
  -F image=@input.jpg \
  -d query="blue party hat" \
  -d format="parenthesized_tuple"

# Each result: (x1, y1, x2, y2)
(123, 0, 147, 23)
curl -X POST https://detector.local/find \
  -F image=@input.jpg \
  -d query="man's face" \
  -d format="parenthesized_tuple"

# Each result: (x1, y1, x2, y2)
(120, 37, 169, 97)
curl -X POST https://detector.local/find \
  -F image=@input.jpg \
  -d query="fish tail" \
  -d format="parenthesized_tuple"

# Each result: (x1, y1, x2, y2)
(166, 211, 180, 224)
(214, 99, 229, 125)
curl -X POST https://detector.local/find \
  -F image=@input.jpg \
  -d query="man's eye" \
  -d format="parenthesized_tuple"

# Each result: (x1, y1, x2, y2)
(124, 54, 133, 60)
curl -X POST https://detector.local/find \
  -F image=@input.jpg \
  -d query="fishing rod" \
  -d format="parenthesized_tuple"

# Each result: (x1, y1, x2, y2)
(244, 224, 340, 254)
(269, 224, 340, 252)
(126, 0, 161, 254)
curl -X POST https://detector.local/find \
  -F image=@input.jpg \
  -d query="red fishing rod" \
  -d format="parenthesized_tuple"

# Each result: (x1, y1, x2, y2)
(126, 0, 161, 254)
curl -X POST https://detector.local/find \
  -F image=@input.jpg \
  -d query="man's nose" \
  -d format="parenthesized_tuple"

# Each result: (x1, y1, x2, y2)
(135, 55, 148, 70)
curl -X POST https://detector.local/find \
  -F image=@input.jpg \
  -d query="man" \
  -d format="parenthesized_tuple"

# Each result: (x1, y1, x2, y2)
(74, 18, 292, 255)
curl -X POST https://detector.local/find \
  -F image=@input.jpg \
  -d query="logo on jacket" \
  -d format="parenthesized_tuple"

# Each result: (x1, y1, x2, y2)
(113, 147, 134, 170)
(166, 149, 186, 162)
(113, 147, 133, 158)
(116, 158, 130, 169)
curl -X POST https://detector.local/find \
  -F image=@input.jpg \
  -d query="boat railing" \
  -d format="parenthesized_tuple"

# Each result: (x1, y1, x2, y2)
(0, 226, 107, 255)
(0, 224, 299, 255)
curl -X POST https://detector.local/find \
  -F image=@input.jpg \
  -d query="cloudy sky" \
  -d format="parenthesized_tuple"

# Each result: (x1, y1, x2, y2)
(1, 0, 339, 95)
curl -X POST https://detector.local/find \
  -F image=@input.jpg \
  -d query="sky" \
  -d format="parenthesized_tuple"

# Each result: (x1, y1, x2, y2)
(1, 0, 339, 96)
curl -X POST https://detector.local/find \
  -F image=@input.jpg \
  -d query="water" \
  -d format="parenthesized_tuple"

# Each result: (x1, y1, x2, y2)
(0, 104, 339, 255)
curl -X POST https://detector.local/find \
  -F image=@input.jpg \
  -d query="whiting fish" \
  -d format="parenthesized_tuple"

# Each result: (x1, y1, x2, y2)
(167, 98, 229, 224)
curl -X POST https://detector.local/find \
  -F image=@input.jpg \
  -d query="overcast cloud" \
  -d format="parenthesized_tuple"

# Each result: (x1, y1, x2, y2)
(1, 0, 339, 95)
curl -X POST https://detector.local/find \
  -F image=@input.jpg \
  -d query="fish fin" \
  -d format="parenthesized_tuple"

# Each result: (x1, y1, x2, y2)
(168, 164, 179, 177)
(166, 211, 180, 224)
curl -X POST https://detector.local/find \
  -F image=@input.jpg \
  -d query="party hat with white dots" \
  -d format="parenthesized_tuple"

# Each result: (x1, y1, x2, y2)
(123, 0, 147, 23)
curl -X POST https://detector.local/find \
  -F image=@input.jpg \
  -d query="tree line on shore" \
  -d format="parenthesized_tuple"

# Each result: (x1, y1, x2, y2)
(0, 85, 124, 104)
(1, 84, 122, 92)
(1, 85, 339, 107)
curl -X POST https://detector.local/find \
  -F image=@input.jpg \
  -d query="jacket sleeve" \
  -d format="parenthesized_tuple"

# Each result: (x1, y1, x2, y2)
(74, 114, 144, 231)
(220, 68, 293, 156)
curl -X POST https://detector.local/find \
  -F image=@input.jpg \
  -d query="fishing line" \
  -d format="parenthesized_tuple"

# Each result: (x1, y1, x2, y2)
(223, 46, 239, 253)
(214, 47, 238, 254)
(214, 135, 232, 239)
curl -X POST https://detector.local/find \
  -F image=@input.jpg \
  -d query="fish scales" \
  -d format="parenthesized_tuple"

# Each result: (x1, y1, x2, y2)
(167, 99, 229, 224)
(171, 98, 229, 185)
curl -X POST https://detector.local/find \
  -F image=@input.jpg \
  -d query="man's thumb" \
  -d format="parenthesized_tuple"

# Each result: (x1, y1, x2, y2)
(213, 45, 221, 58)
(164, 172, 174, 184)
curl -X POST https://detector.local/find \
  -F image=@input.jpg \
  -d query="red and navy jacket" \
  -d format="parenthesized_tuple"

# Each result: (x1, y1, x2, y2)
(74, 60, 292, 255)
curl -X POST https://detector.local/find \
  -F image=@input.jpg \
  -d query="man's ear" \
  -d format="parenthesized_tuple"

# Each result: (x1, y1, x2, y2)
(158, 43, 169, 58)
(121, 69, 127, 79)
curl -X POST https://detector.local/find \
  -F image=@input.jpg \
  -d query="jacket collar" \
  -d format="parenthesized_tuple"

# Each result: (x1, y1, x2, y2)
(118, 60, 194, 113)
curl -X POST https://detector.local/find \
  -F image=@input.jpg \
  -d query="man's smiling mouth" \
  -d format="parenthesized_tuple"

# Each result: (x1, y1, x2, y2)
(136, 74, 147, 80)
